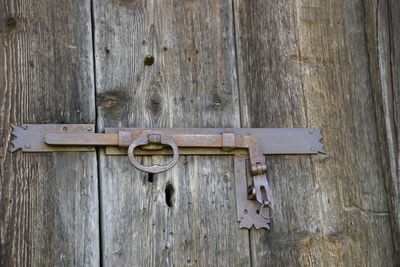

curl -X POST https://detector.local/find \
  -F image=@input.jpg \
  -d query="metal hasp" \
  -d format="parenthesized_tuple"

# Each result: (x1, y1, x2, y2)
(10, 124, 324, 230)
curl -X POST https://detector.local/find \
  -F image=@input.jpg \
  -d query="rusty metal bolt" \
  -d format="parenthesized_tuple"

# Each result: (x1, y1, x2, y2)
(250, 163, 267, 176)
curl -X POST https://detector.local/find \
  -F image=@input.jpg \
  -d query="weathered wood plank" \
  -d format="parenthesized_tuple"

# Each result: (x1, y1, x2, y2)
(0, 1, 99, 266)
(363, 0, 400, 263)
(94, 0, 249, 266)
(234, 0, 395, 265)
(365, 0, 400, 265)
(385, 0, 400, 262)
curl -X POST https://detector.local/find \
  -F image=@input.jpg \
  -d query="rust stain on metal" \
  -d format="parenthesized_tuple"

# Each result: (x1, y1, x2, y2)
(234, 155, 271, 229)
(127, 133, 180, 174)
(10, 124, 324, 230)
(10, 124, 95, 152)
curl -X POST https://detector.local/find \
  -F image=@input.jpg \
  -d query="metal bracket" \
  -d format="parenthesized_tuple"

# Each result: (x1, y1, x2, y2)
(10, 124, 324, 230)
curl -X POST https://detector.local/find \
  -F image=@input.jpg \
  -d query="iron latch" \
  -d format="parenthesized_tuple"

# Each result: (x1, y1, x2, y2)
(10, 124, 324, 229)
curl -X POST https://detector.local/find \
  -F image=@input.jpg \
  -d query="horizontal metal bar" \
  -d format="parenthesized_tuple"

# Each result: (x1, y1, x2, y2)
(106, 147, 250, 156)
(105, 128, 324, 155)
(11, 124, 324, 155)
(45, 133, 118, 146)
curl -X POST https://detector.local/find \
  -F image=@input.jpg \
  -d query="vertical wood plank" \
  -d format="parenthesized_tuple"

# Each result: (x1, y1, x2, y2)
(234, 0, 395, 266)
(363, 0, 400, 263)
(0, 0, 99, 266)
(94, 0, 250, 266)
(385, 0, 400, 261)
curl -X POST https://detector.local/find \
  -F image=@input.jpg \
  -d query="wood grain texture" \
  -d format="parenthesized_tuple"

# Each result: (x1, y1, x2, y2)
(93, 0, 250, 266)
(386, 0, 400, 261)
(1, 0, 397, 266)
(0, 1, 99, 266)
(363, 0, 400, 263)
(234, 0, 395, 266)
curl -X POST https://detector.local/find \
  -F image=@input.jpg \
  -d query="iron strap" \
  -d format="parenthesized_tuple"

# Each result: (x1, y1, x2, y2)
(10, 124, 324, 229)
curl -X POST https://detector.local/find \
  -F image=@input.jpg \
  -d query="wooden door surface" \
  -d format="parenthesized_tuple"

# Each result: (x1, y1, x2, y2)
(1, 0, 399, 266)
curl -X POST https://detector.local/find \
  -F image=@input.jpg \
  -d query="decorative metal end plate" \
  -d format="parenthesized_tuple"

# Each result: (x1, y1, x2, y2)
(234, 155, 271, 229)
(10, 124, 95, 152)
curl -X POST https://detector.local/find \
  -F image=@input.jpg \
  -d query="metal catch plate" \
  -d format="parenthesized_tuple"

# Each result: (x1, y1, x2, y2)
(235, 155, 271, 229)
(10, 124, 96, 152)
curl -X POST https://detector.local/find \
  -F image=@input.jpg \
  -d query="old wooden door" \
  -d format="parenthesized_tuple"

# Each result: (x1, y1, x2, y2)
(1, 0, 399, 266)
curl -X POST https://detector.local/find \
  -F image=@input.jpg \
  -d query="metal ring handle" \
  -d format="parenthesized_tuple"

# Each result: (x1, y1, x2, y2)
(128, 134, 179, 174)
(260, 202, 273, 219)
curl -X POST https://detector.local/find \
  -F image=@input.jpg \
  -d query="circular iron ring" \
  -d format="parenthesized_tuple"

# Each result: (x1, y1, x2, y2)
(128, 134, 179, 174)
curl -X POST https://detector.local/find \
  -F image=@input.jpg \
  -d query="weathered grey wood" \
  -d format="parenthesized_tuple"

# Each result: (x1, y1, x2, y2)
(0, 1, 99, 266)
(2, 0, 396, 266)
(94, 0, 249, 266)
(385, 0, 400, 262)
(234, 0, 395, 266)
(363, 0, 400, 263)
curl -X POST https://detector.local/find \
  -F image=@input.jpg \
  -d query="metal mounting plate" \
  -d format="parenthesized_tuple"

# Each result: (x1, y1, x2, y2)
(10, 124, 95, 152)
(235, 155, 271, 229)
